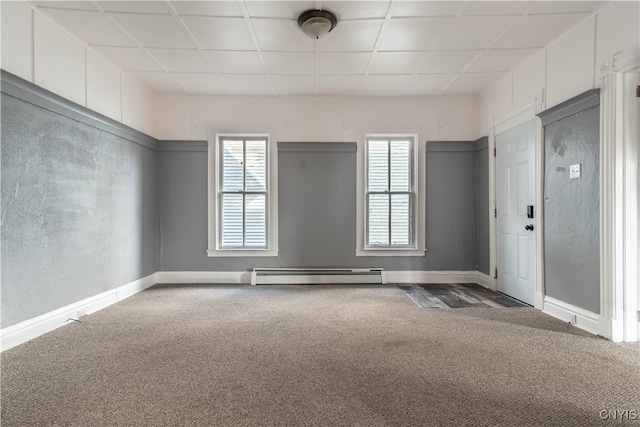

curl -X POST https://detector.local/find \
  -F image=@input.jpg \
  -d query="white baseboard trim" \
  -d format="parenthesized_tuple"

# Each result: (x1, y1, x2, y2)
(543, 296, 609, 338)
(474, 271, 495, 290)
(1, 273, 157, 352)
(10, 270, 599, 352)
(157, 270, 491, 286)
(157, 270, 494, 287)
(385, 270, 479, 284)
(155, 271, 252, 284)
(533, 291, 544, 310)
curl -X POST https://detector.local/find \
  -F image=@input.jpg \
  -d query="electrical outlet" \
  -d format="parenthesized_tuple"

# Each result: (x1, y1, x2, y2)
(77, 309, 87, 318)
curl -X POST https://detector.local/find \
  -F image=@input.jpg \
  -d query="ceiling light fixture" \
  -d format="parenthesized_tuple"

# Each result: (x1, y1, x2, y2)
(298, 9, 338, 40)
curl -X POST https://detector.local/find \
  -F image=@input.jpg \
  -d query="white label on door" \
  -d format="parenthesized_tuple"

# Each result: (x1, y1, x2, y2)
(570, 164, 581, 179)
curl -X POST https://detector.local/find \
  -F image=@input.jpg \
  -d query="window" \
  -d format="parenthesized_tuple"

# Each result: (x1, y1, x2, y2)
(208, 134, 277, 257)
(357, 134, 425, 256)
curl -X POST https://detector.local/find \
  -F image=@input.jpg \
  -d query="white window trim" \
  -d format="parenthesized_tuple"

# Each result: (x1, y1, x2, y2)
(356, 133, 426, 257)
(207, 133, 278, 257)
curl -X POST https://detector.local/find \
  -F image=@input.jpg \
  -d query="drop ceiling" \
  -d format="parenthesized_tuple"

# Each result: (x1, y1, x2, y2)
(32, 0, 606, 96)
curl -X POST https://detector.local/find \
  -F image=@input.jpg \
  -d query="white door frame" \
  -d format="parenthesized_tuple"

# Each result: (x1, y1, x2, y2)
(486, 46, 640, 341)
(619, 69, 639, 342)
(599, 45, 640, 342)
(488, 91, 545, 309)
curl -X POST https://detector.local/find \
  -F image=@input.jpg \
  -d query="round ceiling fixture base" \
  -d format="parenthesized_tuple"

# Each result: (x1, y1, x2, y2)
(298, 9, 338, 40)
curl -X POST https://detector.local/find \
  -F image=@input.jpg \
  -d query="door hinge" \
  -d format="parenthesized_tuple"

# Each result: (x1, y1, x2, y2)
(494, 208, 497, 218)
(494, 147, 497, 157)
(636, 85, 640, 98)
(494, 268, 498, 279)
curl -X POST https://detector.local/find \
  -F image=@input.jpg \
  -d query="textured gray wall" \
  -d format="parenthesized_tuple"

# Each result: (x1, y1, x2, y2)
(158, 142, 479, 271)
(1, 93, 158, 328)
(474, 139, 490, 275)
(543, 106, 600, 313)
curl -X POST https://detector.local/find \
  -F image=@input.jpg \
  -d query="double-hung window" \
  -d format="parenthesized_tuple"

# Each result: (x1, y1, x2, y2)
(208, 134, 277, 257)
(357, 134, 425, 256)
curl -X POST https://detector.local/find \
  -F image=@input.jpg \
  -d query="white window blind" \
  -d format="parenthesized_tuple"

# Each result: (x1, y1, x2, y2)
(219, 137, 268, 249)
(366, 137, 414, 248)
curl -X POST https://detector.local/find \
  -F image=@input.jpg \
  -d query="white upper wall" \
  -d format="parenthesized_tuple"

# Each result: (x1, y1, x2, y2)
(1, 0, 479, 143)
(480, 1, 640, 131)
(6, 1, 635, 142)
(1, 1, 155, 137)
(1, 1, 33, 82)
(155, 94, 481, 142)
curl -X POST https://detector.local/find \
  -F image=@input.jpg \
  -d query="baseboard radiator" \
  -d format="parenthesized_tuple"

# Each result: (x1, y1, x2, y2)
(251, 268, 386, 286)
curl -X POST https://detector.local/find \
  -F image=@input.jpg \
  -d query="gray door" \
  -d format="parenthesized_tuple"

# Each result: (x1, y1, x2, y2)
(496, 120, 536, 305)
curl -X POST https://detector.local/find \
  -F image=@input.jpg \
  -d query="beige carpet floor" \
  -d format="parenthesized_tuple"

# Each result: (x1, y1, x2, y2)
(1, 284, 639, 426)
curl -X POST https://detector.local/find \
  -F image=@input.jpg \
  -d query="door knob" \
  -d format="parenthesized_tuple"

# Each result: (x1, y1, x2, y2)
(525, 224, 534, 231)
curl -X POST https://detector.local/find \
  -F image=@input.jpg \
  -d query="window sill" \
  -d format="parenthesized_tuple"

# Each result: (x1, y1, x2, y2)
(356, 248, 426, 257)
(207, 249, 279, 258)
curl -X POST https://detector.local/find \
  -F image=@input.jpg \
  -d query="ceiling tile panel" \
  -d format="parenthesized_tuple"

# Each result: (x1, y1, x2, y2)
(465, 48, 538, 73)
(173, 72, 230, 94)
(110, 13, 194, 48)
(263, 52, 315, 75)
(126, 71, 186, 92)
(322, 1, 390, 19)
(378, 18, 452, 51)
(445, 72, 506, 93)
(463, 1, 534, 16)
(204, 51, 265, 74)
(361, 74, 413, 91)
(245, 1, 315, 19)
(170, 1, 243, 17)
(148, 49, 214, 72)
(252, 19, 314, 52)
(234, 89, 277, 96)
(528, 1, 604, 15)
(318, 20, 383, 52)
(403, 89, 443, 96)
(272, 75, 316, 94)
(182, 16, 255, 50)
(369, 52, 424, 74)
(33, 0, 603, 97)
(217, 74, 274, 92)
(33, 1, 97, 11)
(93, 46, 164, 71)
(359, 90, 402, 97)
(436, 16, 517, 50)
(318, 75, 362, 94)
(98, 1, 170, 14)
(40, 9, 135, 46)
(389, 1, 464, 17)
(412, 74, 457, 91)
(417, 51, 479, 74)
(318, 53, 370, 75)
(491, 13, 589, 49)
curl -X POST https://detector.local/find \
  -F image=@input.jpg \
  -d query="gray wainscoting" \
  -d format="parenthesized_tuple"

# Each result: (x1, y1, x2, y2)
(1, 69, 492, 330)
(159, 140, 486, 272)
(425, 142, 479, 271)
(1, 73, 159, 328)
(474, 137, 490, 275)
(539, 90, 600, 313)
